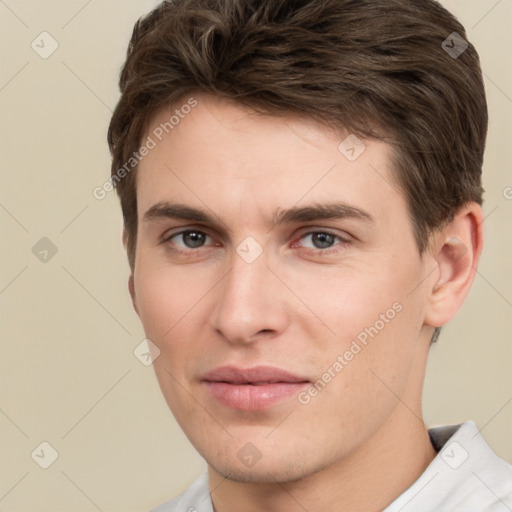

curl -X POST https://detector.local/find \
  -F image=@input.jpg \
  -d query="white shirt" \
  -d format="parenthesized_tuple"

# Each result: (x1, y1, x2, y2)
(150, 421, 512, 512)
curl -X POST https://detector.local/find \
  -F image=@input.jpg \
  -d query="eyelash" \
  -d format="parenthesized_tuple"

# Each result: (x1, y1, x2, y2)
(162, 229, 350, 257)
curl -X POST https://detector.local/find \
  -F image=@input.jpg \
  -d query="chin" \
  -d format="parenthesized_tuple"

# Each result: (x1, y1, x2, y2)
(207, 454, 316, 484)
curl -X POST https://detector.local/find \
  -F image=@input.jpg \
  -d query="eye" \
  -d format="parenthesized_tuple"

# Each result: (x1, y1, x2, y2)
(162, 228, 350, 256)
(294, 230, 348, 252)
(165, 230, 212, 250)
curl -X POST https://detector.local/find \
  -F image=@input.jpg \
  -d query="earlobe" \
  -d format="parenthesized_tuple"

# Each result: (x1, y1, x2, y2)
(128, 274, 139, 315)
(424, 203, 484, 328)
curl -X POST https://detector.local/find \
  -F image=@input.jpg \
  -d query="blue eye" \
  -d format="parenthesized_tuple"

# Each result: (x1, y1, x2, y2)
(300, 232, 339, 249)
(162, 228, 349, 257)
(167, 230, 211, 249)
(298, 231, 346, 251)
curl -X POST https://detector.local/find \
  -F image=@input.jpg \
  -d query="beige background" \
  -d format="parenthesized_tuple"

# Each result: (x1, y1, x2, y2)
(0, 1, 510, 511)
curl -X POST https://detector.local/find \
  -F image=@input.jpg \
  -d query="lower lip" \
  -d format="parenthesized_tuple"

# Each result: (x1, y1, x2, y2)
(204, 381, 309, 411)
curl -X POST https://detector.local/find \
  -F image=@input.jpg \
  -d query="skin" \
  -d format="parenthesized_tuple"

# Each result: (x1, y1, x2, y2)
(128, 93, 483, 512)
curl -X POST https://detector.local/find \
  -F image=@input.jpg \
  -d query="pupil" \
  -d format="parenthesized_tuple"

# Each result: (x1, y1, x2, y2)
(184, 232, 205, 248)
(313, 233, 334, 249)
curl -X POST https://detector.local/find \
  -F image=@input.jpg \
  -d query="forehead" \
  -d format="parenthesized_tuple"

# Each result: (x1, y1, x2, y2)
(145, 93, 358, 161)
(136, 94, 405, 228)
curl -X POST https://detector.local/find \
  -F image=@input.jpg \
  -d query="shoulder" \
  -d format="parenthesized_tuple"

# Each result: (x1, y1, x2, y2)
(384, 421, 512, 512)
(149, 473, 213, 512)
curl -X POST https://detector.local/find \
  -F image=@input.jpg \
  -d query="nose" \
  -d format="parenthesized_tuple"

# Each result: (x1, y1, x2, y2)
(209, 247, 290, 345)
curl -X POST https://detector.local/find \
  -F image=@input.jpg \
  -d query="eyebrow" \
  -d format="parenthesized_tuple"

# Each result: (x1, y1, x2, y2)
(142, 201, 374, 230)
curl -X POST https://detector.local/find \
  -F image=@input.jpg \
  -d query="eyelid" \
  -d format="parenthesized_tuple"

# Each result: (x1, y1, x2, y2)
(294, 225, 353, 242)
(292, 229, 350, 250)
(161, 226, 214, 243)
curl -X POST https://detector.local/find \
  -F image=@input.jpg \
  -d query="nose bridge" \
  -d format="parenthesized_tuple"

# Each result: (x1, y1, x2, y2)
(210, 245, 287, 343)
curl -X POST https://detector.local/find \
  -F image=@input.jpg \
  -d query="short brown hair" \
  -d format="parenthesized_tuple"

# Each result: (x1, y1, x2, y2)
(108, 0, 487, 274)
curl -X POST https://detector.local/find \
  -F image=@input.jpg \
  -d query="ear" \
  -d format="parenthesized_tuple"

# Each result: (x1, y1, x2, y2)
(128, 274, 139, 316)
(122, 227, 129, 251)
(424, 202, 484, 328)
(122, 227, 139, 316)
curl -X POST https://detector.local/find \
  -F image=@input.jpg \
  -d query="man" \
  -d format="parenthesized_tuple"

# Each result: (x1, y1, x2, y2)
(107, 0, 512, 510)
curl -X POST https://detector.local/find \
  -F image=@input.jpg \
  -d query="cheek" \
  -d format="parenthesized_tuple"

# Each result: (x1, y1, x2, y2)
(297, 308, 421, 447)
(133, 262, 221, 385)
(134, 260, 204, 336)
(288, 262, 412, 339)
(134, 274, 174, 339)
(297, 257, 425, 392)
(134, 266, 207, 416)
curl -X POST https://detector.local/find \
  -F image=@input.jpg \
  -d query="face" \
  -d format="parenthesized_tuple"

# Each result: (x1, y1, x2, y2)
(131, 93, 433, 483)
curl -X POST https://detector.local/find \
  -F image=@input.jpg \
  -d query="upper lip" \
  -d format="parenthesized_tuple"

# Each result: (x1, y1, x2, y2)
(202, 365, 310, 384)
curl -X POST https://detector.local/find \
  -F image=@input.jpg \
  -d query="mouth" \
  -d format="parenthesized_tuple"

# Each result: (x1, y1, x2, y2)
(201, 365, 310, 411)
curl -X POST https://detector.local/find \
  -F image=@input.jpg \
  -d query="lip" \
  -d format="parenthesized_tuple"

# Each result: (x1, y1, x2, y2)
(201, 365, 310, 411)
